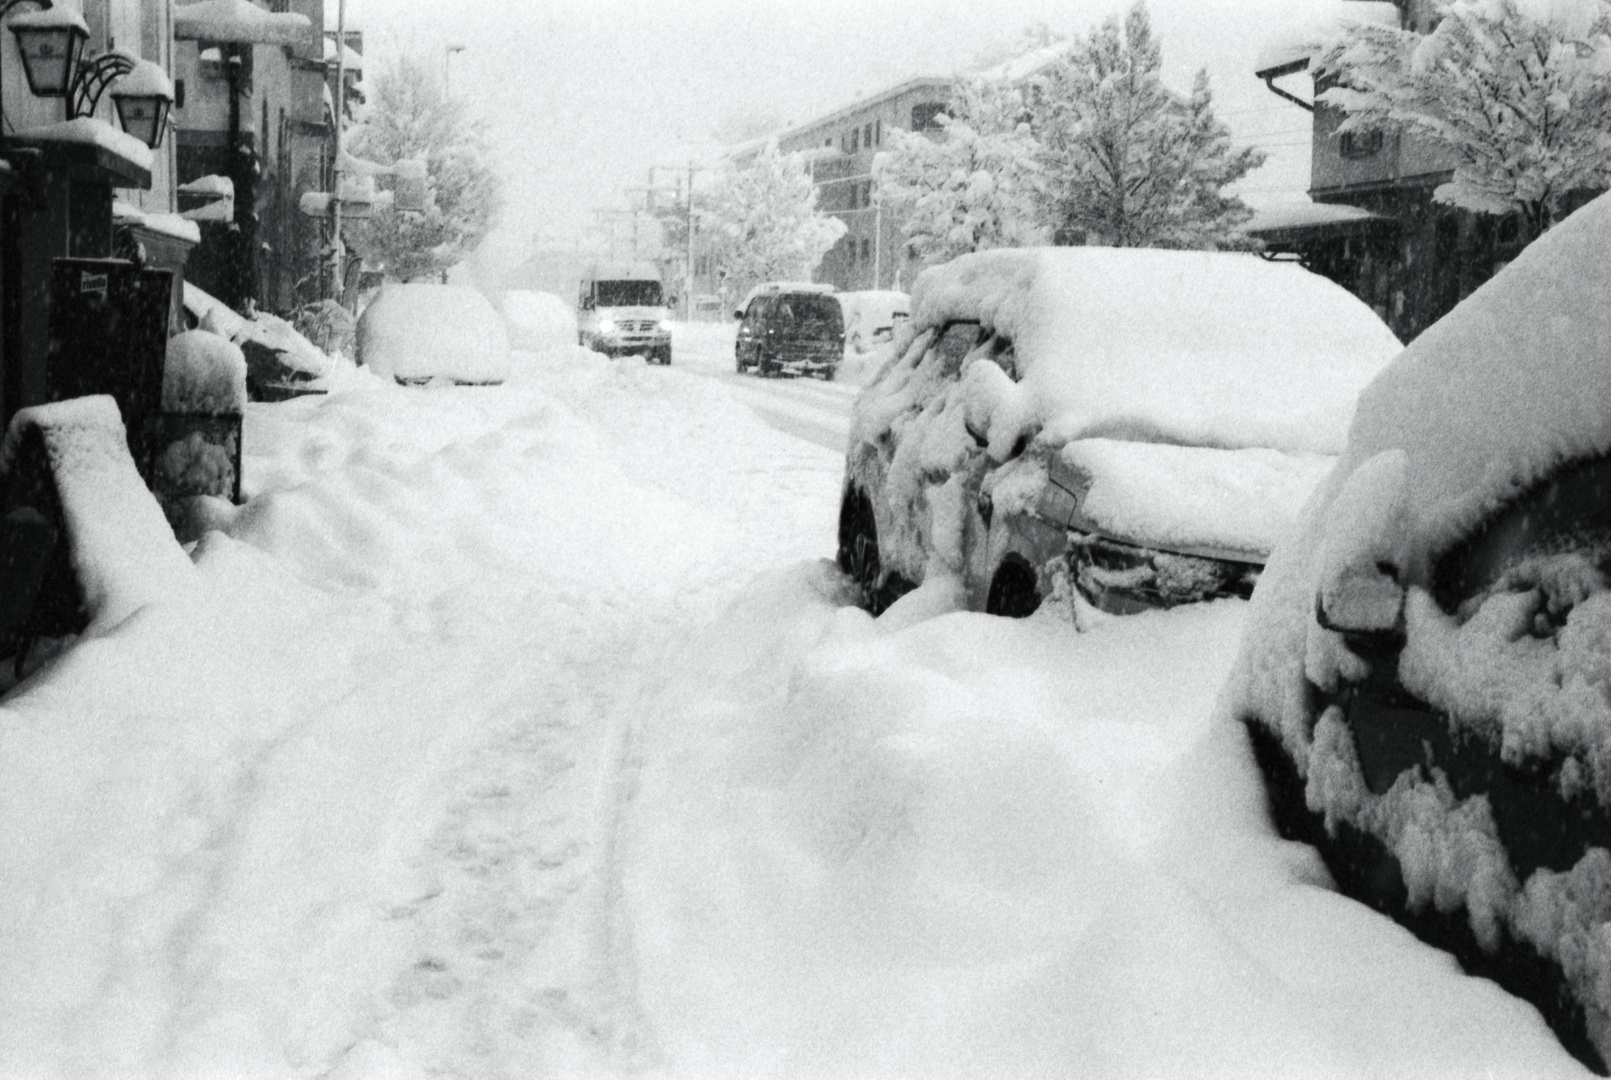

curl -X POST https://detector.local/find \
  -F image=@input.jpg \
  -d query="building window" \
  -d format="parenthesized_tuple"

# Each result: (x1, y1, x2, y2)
(861, 238, 871, 262)
(851, 127, 860, 152)
(862, 180, 873, 207)
(912, 102, 946, 131)
(825, 137, 832, 148)
(1339, 129, 1383, 159)
(848, 239, 858, 266)
(864, 122, 873, 148)
(875, 119, 882, 145)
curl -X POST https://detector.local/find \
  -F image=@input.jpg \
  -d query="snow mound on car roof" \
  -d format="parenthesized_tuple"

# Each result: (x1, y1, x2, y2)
(907, 247, 1402, 455)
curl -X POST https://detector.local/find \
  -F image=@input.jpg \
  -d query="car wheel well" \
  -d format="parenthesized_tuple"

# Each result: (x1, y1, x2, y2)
(985, 553, 1042, 619)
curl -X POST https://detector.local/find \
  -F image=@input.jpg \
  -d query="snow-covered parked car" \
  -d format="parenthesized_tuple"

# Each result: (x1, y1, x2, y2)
(1227, 192, 1611, 1074)
(357, 284, 511, 386)
(838, 246, 1401, 616)
(837, 289, 910, 353)
(182, 282, 334, 401)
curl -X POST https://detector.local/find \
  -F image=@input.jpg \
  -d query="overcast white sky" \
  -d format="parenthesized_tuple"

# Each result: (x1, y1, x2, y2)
(341, 0, 1337, 260)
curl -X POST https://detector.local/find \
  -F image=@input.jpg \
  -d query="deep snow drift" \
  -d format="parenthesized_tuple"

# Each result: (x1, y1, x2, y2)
(0, 325, 1592, 1078)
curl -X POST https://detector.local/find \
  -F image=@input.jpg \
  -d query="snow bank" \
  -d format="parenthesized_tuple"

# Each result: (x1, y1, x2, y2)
(357, 284, 511, 385)
(902, 247, 1401, 456)
(0, 397, 191, 630)
(164, 330, 247, 414)
(627, 568, 1583, 1078)
(501, 289, 576, 353)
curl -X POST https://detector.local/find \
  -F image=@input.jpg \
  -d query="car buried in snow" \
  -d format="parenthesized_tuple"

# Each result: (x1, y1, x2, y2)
(837, 246, 1402, 617)
(1227, 191, 1611, 1075)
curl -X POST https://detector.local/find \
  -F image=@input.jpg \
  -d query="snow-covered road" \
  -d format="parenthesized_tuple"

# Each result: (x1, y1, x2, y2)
(672, 321, 861, 453)
(0, 330, 1593, 1079)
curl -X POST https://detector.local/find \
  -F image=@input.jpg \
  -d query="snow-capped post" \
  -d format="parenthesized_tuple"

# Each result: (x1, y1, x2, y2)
(696, 142, 845, 300)
(1317, 0, 1611, 243)
(149, 329, 246, 536)
(1029, 2, 1265, 249)
(875, 74, 1049, 266)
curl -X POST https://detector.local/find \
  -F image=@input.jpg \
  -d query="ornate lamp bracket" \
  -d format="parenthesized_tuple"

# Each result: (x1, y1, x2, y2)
(69, 50, 134, 119)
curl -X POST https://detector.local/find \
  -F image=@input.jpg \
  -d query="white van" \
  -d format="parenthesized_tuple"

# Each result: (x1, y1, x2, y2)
(576, 263, 672, 365)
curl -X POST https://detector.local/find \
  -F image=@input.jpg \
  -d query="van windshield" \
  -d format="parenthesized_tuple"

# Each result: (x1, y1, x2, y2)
(596, 280, 664, 307)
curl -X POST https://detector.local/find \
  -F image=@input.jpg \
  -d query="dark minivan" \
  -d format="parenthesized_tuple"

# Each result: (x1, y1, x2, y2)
(734, 285, 844, 379)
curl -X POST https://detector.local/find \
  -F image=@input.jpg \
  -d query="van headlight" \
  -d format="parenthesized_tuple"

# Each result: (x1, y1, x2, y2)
(595, 318, 617, 336)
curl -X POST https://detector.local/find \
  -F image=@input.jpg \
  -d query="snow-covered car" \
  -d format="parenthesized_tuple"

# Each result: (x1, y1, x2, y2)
(838, 246, 1401, 616)
(356, 283, 511, 386)
(1227, 192, 1611, 1074)
(734, 282, 844, 379)
(837, 289, 910, 353)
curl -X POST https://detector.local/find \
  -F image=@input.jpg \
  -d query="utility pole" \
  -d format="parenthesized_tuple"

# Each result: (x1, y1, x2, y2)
(331, 0, 347, 303)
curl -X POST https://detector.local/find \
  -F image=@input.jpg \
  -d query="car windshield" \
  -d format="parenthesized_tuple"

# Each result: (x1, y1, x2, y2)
(1433, 453, 1611, 614)
(775, 294, 841, 331)
(596, 280, 663, 307)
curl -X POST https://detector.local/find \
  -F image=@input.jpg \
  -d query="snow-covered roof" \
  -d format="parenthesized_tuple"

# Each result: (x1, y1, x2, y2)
(1246, 201, 1391, 236)
(1254, 1, 1402, 76)
(10, 117, 153, 173)
(179, 173, 234, 198)
(974, 40, 1066, 83)
(174, 0, 311, 44)
(113, 200, 202, 244)
(900, 246, 1402, 456)
(322, 36, 362, 69)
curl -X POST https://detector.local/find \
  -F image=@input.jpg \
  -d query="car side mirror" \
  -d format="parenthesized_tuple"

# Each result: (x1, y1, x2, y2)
(1316, 561, 1405, 634)
(734, 308, 746, 321)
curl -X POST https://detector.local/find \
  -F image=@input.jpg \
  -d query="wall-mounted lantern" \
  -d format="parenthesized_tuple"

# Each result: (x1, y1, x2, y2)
(109, 60, 174, 149)
(7, 7, 174, 151)
(7, 4, 87, 98)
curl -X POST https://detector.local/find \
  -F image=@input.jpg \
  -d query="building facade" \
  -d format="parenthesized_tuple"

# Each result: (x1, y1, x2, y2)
(1248, 0, 1571, 342)
(775, 77, 952, 294)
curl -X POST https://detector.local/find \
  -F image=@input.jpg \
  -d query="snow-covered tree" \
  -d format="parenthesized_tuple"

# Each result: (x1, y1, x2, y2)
(345, 55, 502, 283)
(700, 143, 846, 294)
(1031, 3, 1264, 249)
(875, 75, 1049, 265)
(1318, 0, 1611, 240)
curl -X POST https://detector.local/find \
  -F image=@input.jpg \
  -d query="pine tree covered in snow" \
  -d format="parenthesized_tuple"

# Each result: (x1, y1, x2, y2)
(345, 55, 502, 283)
(1031, 3, 1264, 249)
(875, 76, 1049, 265)
(700, 143, 846, 294)
(1318, 0, 1611, 240)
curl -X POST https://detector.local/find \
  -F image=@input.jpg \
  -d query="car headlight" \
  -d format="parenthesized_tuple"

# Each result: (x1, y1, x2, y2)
(657, 319, 674, 333)
(594, 319, 617, 335)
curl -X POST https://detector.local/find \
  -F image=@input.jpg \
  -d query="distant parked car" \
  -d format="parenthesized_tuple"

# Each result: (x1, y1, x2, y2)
(837, 289, 910, 353)
(356, 284, 511, 386)
(734, 283, 845, 379)
(1228, 192, 1611, 1074)
(838, 246, 1401, 616)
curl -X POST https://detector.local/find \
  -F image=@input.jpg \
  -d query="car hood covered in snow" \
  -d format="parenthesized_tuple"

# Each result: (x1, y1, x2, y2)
(899, 246, 1402, 456)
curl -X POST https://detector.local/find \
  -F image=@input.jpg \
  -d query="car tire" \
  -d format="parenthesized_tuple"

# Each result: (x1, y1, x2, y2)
(985, 556, 1042, 618)
(759, 353, 778, 378)
(838, 489, 885, 613)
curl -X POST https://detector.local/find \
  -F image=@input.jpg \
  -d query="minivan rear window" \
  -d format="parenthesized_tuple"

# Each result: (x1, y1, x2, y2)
(776, 293, 842, 329)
